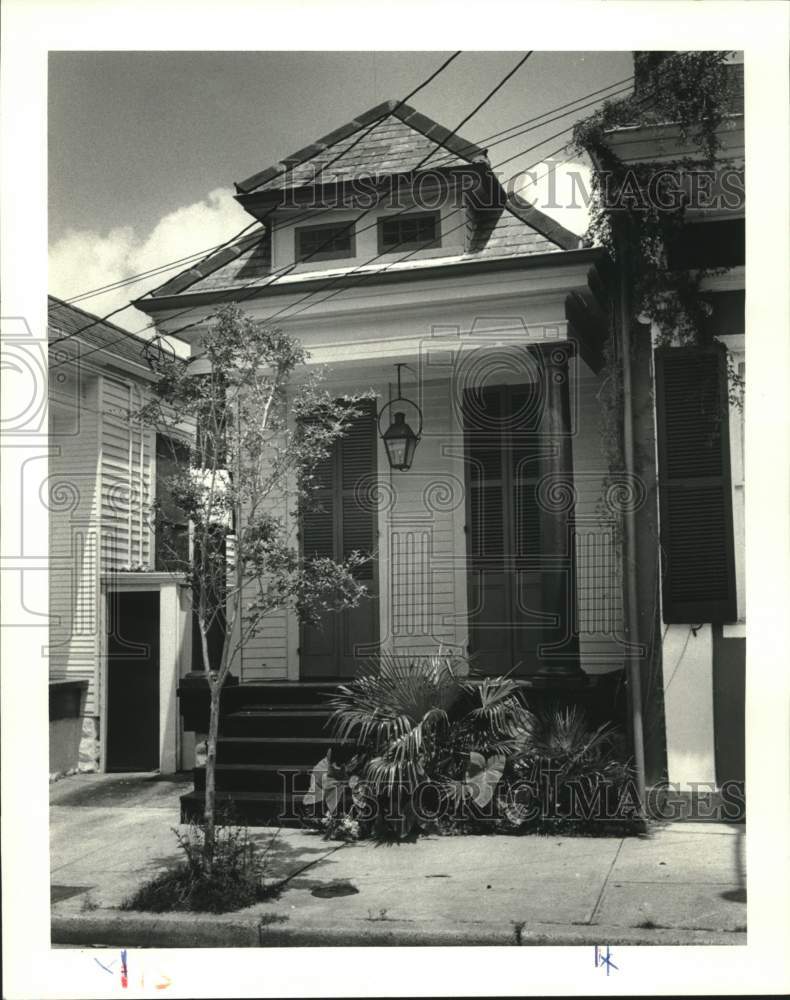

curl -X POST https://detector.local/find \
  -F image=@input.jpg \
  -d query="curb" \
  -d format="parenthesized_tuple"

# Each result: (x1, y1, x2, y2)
(51, 911, 747, 949)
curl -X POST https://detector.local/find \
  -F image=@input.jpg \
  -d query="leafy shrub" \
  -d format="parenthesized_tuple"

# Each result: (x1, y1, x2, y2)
(121, 816, 276, 913)
(302, 656, 638, 840)
(300, 652, 536, 839)
(501, 705, 638, 834)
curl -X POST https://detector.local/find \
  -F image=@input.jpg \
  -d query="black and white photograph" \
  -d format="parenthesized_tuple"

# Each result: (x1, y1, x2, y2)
(1, 2, 789, 997)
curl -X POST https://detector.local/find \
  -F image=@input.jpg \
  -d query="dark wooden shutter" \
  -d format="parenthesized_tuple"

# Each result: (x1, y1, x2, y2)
(654, 344, 737, 623)
(300, 399, 378, 676)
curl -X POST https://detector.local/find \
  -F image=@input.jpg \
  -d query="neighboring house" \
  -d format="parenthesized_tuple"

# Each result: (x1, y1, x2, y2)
(592, 56, 746, 806)
(47, 296, 193, 776)
(135, 101, 653, 820)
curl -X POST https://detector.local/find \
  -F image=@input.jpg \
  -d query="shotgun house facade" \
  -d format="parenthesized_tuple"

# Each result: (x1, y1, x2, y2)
(47, 296, 193, 776)
(135, 102, 645, 820)
(596, 56, 746, 809)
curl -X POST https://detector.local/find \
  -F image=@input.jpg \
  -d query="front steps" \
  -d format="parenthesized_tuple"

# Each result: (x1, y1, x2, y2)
(180, 682, 344, 827)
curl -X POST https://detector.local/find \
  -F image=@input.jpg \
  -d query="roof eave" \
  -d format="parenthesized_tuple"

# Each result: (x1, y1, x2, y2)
(135, 246, 605, 315)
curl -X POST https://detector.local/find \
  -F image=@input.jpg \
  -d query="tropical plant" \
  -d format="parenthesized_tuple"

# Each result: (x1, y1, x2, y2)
(315, 652, 537, 836)
(506, 705, 636, 831)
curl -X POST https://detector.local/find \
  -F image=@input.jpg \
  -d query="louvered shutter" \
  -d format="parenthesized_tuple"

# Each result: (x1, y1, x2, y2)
(300, 399, 378, 676)
(655, 344, 737, 623)
(340, 402, 377, 580)
(464, 377, 577, 674)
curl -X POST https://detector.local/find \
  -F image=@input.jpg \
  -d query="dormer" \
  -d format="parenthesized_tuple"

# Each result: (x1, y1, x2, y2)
(136, 100, 578, 321)
(232, 100, 510, 274)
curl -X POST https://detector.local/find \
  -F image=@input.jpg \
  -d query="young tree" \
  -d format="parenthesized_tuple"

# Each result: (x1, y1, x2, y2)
(141, 305, 372, 861)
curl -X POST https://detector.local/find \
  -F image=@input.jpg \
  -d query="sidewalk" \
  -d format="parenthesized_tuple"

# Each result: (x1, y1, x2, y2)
(50, 772, 747, 947)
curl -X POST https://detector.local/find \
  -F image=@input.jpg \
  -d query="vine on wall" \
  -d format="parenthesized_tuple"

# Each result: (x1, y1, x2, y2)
(572, 50, 742, 527)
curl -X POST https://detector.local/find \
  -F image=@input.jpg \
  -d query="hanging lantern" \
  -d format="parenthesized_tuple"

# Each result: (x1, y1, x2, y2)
(378, 364, 422, 471)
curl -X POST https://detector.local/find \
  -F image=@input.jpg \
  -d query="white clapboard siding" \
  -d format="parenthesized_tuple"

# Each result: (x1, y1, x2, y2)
(99, 376, 155, 572)
(234, 420, 291, 681)
(387, 377, 463, 656)
(48, 379, 101, 715)
(571, 360, 627, 673)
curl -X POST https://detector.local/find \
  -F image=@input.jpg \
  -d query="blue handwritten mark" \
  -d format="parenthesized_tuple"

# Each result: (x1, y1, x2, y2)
(594, 945, 618, 975)
(94, 958, 116, 975)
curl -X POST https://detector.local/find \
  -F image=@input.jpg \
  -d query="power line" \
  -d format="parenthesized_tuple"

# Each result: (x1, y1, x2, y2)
(60, 68, 629, 309)
(54, 69, 665, 369)
(49, 51, 463, 351)
(52, 92, 614, 367)
(66, 75, 634, 316)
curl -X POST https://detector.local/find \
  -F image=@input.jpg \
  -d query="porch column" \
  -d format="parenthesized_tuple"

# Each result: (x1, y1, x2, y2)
(535, 343, 581, 676)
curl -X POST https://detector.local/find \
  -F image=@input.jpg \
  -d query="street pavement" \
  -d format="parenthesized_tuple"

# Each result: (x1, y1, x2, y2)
(50, 772, 747, 947)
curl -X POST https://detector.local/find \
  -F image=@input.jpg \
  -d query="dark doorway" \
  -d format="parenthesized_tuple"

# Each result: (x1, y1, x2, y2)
(106, 590, 160, 772)
(463, 373, 579, 676)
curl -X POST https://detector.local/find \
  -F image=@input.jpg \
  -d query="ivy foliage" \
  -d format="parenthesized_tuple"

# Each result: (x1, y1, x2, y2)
(572, 50, 738, 347)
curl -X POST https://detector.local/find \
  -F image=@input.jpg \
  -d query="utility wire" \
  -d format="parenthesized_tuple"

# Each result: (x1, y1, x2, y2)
(59, 65, 629, 309)
(54, 70, 664, 369)
(139, 52, 539, 343)
(49, 51, 462, 348)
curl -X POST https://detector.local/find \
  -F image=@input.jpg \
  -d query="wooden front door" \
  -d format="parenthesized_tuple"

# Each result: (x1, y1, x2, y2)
(463, 378, 578, 676)
(106, 590, 160, 771)
(300, 400, 379, 677)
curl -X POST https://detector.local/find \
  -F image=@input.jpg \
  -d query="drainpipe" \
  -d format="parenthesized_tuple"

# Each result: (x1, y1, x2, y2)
(615, 216, 647, 817)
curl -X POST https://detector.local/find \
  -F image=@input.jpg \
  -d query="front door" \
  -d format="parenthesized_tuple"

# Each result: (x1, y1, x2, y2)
(106, 590, 160, 771)
(463, 378, 579, 676)
(300, 400, 379, 677)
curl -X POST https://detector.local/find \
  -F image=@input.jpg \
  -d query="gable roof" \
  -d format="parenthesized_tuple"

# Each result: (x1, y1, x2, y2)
(235, 99, 489, 196)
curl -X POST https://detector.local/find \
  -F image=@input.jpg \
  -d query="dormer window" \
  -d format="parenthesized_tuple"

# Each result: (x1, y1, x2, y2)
(295, 221, 354, 263)
(378, 211, 441, 253)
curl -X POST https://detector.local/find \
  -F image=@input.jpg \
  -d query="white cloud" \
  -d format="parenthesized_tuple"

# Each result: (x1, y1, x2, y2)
(508, 159, 593, 237)
(49, 188, 251, 334)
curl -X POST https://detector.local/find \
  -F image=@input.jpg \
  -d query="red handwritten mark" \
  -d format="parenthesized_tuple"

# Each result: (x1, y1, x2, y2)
(156, 974, 172, 990)
(120, 949, 128, 988)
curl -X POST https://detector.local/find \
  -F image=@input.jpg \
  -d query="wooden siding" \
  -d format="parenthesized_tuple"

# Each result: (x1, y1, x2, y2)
(48, 375, 101, 715)
(386, 377, 466, 657)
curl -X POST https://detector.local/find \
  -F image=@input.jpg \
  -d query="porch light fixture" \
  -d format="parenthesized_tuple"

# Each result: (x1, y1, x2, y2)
(378, 363, 422, 471)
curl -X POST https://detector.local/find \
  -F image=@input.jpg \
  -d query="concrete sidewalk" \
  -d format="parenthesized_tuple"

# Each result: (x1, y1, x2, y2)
(50, 772, 747, 947)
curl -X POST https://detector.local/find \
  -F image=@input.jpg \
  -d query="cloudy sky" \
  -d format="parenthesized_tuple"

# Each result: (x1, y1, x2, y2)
(49, 50, 633, 331)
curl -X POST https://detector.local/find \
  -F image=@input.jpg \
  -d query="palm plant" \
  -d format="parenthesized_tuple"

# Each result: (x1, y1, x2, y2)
(509, 705, 634, 825)
(328, 651, 463, 791)
(327, 653, 536, 799)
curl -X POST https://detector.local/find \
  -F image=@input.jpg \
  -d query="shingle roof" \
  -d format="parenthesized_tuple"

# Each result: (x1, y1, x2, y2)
(235, 100, 488, 196)
(137, 196, 576, 305)
(137, 101, 581, 307)
(48, 295, 164, 372)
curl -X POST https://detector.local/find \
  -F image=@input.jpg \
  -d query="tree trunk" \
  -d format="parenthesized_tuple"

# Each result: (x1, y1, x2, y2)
(203, 680, 222, 869)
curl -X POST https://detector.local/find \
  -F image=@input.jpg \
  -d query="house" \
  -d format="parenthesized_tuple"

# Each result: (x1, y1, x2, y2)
(134, 101, 650, 822)
(47, 296, 193, 776)
(585, 54, 746, 815)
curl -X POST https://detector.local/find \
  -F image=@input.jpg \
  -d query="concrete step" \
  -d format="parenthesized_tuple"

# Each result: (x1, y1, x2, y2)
(216, 736, 345, 766)
(221, 682, 341, 709)
(221, 708, 334, 738)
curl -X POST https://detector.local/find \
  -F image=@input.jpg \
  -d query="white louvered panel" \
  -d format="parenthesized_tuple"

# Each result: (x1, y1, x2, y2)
(100, 377, 153, 570)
